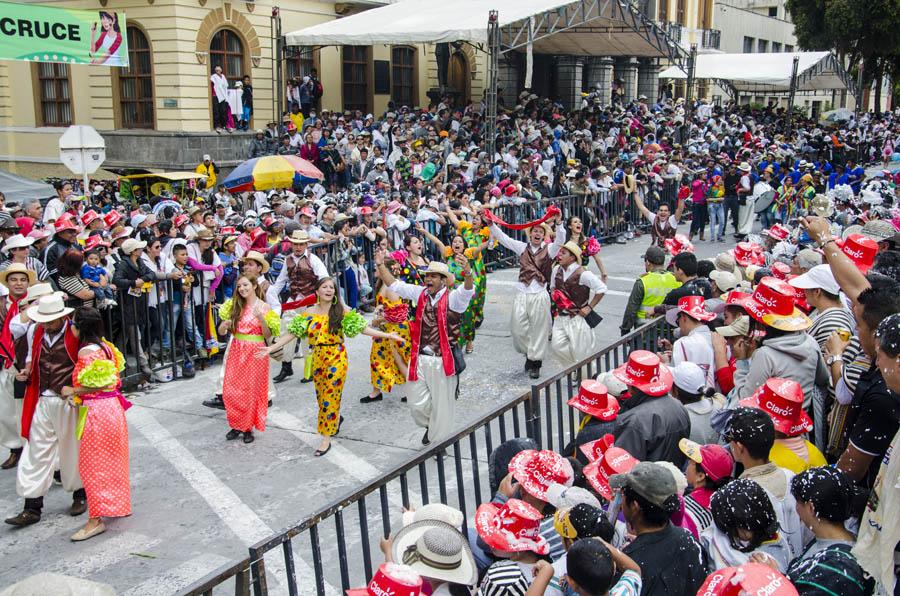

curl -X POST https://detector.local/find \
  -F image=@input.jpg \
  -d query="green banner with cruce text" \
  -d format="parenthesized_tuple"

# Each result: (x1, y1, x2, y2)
(0, 2, 128, 66)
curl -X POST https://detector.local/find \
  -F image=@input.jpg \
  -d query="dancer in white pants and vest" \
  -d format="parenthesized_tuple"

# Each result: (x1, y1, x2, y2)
(5, 294, 85, 527)
(490, 222, 563, 379)
(549, 242, 607, 369)
(373, 249, 473, 446)
(0, 264, 34, 470)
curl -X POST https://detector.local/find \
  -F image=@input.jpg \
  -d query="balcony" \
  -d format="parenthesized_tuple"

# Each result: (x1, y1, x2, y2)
(664, 22, 683, 43)
(702, 29, 721, 49)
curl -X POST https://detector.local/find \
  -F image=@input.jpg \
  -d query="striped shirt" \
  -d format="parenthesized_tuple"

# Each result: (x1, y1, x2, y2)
(0, 257, 49, 281)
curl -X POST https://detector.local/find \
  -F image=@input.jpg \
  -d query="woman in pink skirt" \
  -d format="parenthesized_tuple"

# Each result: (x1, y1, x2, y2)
(61, 307, 132, 541)
(217, 275, 280, 444)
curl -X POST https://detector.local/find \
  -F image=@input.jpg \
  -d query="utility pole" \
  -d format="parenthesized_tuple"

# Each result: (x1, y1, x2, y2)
(485, 10, 500, 159)
(682, 44, 697, 144)
(785, 55, 800, 138)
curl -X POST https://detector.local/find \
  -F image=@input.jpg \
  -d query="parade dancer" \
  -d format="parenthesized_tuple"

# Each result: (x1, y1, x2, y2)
(446, 210, 490, 342)
(266, 230, 328, 384)
(63, 307, 132, 541)
(218, 276, 280, 444)
(5, 294, 84, 527)
(549, 242, 607, 369)
(0, 264, 34, 469)
(362, 256, 411, 404)
(373, 249, 474, 446)
(261, 277, 402, 456)
(489, 222, 563, 379)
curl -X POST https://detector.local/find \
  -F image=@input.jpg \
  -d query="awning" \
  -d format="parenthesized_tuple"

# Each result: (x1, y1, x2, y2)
(286, 0, 684, 59)
(0, 168, 55, 203)
(659, 51, 854, 94)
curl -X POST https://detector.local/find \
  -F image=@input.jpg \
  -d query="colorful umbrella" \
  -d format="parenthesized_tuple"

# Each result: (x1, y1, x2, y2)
(222, 155, 323, 192)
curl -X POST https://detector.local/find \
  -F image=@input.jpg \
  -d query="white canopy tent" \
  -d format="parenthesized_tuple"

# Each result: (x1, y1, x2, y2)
(659, 51, 854, 95)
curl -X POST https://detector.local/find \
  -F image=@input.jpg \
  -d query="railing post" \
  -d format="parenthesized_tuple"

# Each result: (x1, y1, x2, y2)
(528, 385, 543, 449)
(249, 550, 267, 596)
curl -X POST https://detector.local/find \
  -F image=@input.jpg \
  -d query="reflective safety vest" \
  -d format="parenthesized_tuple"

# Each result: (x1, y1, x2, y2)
(637, 270, 681, 319)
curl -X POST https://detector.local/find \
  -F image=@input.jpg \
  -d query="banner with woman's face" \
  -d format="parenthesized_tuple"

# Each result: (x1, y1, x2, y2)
(0, 2, 128, 67)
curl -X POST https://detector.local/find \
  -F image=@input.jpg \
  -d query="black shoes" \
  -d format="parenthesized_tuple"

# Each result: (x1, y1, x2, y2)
(69, 498, 87, 517)
(300, 376, 313, 384)
(203, 395, 226, 410)
(273, 363, 293, 384)
(226, 429, 242, 441)
(421, 430, 430, 446)
(5, 509, 40, 527)
(243, 432, 254, 444)
(524, 359, 541, 379)
(360, 392, 383, 404)
(1, 448, 21, 469)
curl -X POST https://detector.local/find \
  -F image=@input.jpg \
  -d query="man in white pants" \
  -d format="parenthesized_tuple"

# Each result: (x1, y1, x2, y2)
(266, 231, 328, 383)
(489, 222, 563, 379)
(374, 250, 473, 446)
(0, 264, 34, 469)
(5, 294, 84, 527)
(549, 242, 607, 368)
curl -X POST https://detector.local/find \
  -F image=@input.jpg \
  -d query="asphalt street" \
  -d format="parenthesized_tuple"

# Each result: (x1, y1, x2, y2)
(0, 223, 728, 594)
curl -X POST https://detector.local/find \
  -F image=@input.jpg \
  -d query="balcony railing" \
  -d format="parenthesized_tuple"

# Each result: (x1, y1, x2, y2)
(664, 22, 682, 43)
(702, 28, 721, 49)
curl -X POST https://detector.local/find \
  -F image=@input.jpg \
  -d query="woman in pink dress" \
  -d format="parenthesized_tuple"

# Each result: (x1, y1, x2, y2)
(61, 307, 131, 542)
(218, 275, 280, 444)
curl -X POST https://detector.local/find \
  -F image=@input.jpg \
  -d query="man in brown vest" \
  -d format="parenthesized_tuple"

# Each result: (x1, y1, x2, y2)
(266, 230, 328, 383)
(490, 222, 564, 379)
(5, 294, 84, 527)
(0, 264, 34, 469)
(549, 242, 607, 368)
(633, 192, 685, 248)
(373, 250, 473, 446)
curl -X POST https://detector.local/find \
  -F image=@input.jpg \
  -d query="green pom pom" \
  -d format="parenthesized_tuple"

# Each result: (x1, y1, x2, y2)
(288, 315, 310, 338)
(342, 310, 367, 338)
(219, 298, 234, 321)
(264, 310, 281, 338)
(77, 359, 117, 389)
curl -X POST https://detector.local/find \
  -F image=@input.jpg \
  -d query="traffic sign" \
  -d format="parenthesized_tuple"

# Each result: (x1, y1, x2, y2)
(59, 125, 106, 176)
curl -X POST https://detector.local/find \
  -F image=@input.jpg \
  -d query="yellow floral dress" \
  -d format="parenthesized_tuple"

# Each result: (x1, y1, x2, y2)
(369, 294, 411, 393)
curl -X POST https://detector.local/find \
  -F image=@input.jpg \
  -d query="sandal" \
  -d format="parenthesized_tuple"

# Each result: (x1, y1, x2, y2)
(465, 344, 474, 354)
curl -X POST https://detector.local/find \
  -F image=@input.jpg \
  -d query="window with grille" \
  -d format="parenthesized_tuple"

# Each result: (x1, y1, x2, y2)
(286, 46, 315, 80)
(743, 36, 755, 53)
(342, 46, 369, 113)
(210, 29, 245, 81)
(118, 27, 154, 128)
(36, 62, 71, 126)
(391, 46, 415, 108)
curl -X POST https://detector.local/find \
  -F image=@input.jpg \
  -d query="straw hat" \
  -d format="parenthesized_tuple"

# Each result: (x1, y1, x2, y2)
(560, 241, 583, 261)
(422, 261, 455, 282)
(390, 521, 477, 586)
(0, 263, 35, 287)
(26, 294, 72, 323)
(240, 250, 270, 274)
(288, 230, 311, 244)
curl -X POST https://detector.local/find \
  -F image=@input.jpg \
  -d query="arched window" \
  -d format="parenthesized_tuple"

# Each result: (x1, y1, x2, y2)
(391, 46, 416, 108)
(118, 26, 154, 129)
(210, 29, 245, 81)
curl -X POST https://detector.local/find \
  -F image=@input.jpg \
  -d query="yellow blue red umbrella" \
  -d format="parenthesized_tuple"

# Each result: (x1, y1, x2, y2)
(222, 155, 323, 192)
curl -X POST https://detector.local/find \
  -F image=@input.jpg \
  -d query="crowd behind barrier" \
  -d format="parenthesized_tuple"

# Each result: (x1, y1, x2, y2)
(175, 316, 672, 596)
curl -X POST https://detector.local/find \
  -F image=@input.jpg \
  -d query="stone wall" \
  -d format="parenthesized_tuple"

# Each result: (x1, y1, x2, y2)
(102, 130, 255, 170)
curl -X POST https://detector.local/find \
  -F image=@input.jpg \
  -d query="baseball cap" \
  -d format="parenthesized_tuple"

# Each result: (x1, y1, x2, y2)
(788, 264, 840, 296)
(609, 462, 678, 509)
(643, 245, 666, 266)
(552, 503, 610, 540)
(203, 154, 211, 161)
(709, 269, 738, 292)
(671, 362, 706, 395)
(678, 439, 733, 482)
(715, 315, 750, 337)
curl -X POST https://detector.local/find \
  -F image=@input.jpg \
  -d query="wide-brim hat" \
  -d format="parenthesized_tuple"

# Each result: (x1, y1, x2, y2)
(666, 295, 716, 326)
(739, 377, 812, 437)
(0, 262, 36, 287)
(240, 250, 270, 274)
(762, 224, 791, 242)
(3, 234, 34, 252)
(697, 563, 798, 596)
(731, 242, 764, 267)
(473, 500, 549, 555)
(422, 261, 455, 282)
(21, 283, 59, 307)
(578, 433, 615, 463)
(508, 449, 574, 501)
(560, 241, 583, 262)
(737, 162, 752, 172)
(345, 563, 423, 596)
(288, 230, 311, 244)
(583, 446, 639, 500)
(663, 234, 694, 256)
(26, 294, 73, 323)
(390, 520, 477, 586)
(195, 227, 215, 241)
(738, 276, 811, 331)
(103, 211, 122, 228)
(567, 380, 619, 421)
(838, 233, 878, 273)
(401, 503, 464, 531)
(612, 350, 673, 397)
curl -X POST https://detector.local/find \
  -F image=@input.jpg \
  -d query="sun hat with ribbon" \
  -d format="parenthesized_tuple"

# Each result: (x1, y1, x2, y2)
(567, 380, 619, 421)
(738, 276, 811, 331)
(663, 233, 694, 256)
(401, 503, 464, 531)
(26, 293, 73, 323)
(560, 241, 583, 262)
(697, 563, 798, 596)
(345, 562, 423, 596)
(611, 350, 673, 397)
(288, 230, 311, 244)
(583, 445, 639, 500)
(390, 520, 477, 586)
(508, 449, 574, 502)
(739, 377, 812, 437)
(836, 233, 878, 273)
(474, 499, 549, 555)
(666, 295, 716, 326)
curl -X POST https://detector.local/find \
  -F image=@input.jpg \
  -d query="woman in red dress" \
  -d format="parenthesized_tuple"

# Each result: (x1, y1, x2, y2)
(218, 275, 280, 444)
(61, 307, 131, 542)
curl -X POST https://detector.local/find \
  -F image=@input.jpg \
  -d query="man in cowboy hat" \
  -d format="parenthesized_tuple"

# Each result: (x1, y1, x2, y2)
(549, 242, 607, 368)
(266, 230, 328, 383)
(5, 294, 84, 527)
(373, 249, 473, 445)
(489, 220, 565, 379)
(0, 263, 34, 470)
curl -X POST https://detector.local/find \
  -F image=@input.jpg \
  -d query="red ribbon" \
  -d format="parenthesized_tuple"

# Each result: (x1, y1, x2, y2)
(482, 205, 561, 230)
(281, 293, 317, 313)
(551, 289, 575, 312)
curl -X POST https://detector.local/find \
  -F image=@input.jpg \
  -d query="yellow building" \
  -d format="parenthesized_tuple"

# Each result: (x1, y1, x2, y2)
(0, 0, 468, 176)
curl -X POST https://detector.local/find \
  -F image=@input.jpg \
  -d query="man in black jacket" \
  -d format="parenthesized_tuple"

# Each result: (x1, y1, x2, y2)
(42, 216, 80, 286)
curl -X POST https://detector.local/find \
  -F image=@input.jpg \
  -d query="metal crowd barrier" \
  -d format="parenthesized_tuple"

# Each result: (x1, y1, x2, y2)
(174, 316, 670, 596)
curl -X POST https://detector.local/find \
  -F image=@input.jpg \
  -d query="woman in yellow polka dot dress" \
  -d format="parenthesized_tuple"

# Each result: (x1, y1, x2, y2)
(261, 277, 403, 456)
(362, 256, 412, 404)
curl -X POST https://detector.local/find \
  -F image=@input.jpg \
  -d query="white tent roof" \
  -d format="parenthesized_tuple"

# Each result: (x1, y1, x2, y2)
(286, 0, 678, 57)
(659, 52, 852, 94)
(0, 169, 55, 203)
